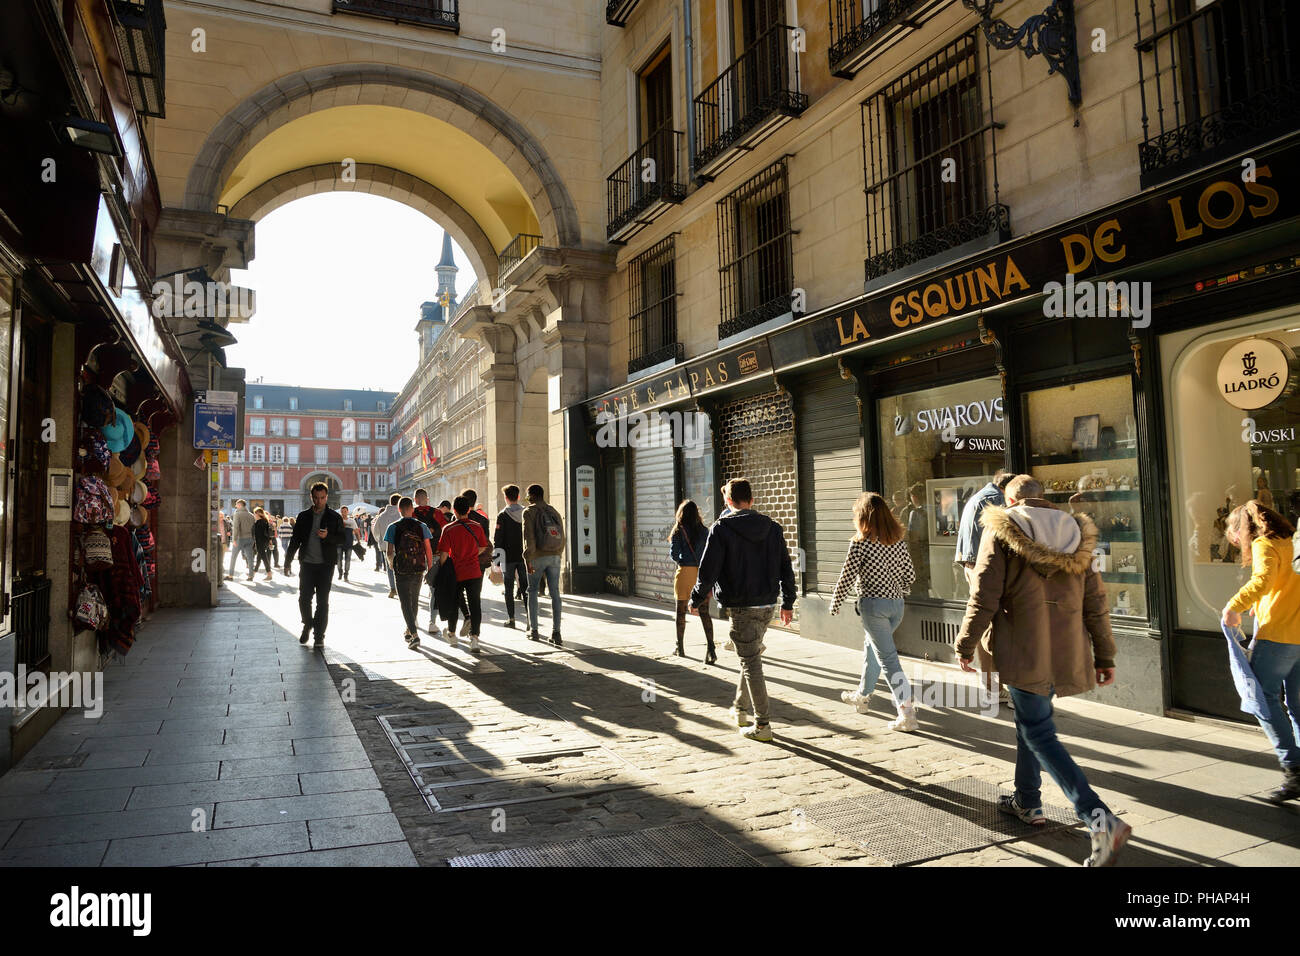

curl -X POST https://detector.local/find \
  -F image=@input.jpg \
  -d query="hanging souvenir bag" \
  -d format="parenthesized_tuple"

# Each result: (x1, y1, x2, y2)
(83, 528, 114, 569)
(74, 585, 109, 631)
(73, 476, 114, 525)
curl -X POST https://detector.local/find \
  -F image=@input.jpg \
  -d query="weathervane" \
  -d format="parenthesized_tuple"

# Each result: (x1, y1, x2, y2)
(962, 0, 1081, 107)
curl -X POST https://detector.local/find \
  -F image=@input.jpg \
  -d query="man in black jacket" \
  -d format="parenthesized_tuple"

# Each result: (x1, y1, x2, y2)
(283, 481, 349, 645)
(690, 478, 796, 742)
(494, 484, 527, 628)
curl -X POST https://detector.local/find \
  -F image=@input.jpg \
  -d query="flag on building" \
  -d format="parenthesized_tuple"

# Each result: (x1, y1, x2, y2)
(421, 432, 434, 468)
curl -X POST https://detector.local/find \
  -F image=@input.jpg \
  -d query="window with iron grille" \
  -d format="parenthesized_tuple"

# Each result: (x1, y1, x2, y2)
(1134, 0, 1300, 187)
(861, 32, 1009, 284)
(716, 159, 796, 339)
(627, 236, 682, 374)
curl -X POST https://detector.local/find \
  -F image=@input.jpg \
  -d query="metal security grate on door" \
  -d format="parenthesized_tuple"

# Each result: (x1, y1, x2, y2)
(715, 389, 799, 595)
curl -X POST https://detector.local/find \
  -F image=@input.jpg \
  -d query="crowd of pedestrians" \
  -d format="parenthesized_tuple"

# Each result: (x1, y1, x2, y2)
(216, 466, 1300, 868)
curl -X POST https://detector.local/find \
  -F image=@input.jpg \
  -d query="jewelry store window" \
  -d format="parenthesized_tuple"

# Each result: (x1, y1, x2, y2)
(1023, 375, 1146, 621)
(1163, 313, 1300, 632)
(878, 376, 1007, 602)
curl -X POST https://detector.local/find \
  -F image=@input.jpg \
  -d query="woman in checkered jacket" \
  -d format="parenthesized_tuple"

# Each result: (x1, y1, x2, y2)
(829, 492, 919, 733)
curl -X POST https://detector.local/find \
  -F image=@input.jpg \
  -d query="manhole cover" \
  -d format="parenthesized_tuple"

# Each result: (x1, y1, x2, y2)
(799, 776, 1080, 866)
(447, 821, 761, 867)
(378, 702, 642, 813)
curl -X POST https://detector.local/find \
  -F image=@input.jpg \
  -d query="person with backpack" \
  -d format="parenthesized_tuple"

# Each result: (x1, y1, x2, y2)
(385, 496, 434, 649)
(412, 488, 445, 635)
(494, 484, 527, 629)
(435, 495, 491, 652)
(829, 492, 918, 730)
(689, 478, 796, 742)
(1222, 501, 1300, 804)
(669, 499, 716, 663)
(523, 483, 566, 645)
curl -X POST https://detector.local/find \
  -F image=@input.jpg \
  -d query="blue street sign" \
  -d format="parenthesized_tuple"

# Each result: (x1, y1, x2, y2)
(194, 402, 237, 449)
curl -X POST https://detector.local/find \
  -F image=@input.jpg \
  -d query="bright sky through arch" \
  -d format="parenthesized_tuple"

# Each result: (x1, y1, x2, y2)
(226, 192, 478, 392)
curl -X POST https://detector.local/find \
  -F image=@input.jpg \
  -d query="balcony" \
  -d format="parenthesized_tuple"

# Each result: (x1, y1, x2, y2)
(497, 233, 542, 287)
(693, 24, 809, 180)
(606, 0, 643, 26)
(828, 0, 952, 79)
(332, 0, 459, 32)
(112, 0, 167, 117)
(1134, 0, 1300, 187)
(607, 129, 688, 243)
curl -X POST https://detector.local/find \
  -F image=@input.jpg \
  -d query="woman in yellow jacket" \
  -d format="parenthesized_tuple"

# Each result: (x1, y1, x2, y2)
(1222, 501, 1300, 804)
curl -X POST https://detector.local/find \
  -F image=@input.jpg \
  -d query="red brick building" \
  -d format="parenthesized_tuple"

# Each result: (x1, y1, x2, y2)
(218, 384, 398, 517)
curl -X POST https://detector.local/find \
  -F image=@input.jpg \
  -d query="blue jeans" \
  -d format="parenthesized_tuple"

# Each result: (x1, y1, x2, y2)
(1250, 639, 1300, 769)
(1009, 685, 1111, 825)
(527, 554, 562, 633)
(857, 596, 912, 706)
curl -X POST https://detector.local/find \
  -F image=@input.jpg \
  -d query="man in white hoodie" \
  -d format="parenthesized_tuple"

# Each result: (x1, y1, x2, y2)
(954, 474, 1130, 867)
(493, 484, 527, 628)
(372, 493, 402, 599)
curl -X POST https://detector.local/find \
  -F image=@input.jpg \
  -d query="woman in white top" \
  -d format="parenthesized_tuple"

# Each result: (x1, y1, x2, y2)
(829, 491, 918, 731)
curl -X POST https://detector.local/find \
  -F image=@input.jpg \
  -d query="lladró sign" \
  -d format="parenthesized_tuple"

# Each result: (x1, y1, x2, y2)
(1217, 338, 1297, 410)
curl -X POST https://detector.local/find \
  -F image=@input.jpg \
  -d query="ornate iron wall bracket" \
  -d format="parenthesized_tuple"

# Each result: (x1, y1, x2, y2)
(963, 0, 1081, 107)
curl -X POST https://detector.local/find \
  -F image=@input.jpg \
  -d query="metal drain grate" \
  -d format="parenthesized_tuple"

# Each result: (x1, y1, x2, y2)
(25, 753, 89, 771)
(447, 821, 761, 867)
(800, 776, 1080, 866)
(378, 703, 643, 813)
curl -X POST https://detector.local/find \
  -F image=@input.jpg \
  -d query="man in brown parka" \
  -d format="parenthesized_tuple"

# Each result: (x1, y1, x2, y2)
(955, 474, 1132, 867)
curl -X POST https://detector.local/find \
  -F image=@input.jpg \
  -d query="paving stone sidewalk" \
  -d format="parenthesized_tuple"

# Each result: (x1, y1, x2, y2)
(2, 559, 1297, 867)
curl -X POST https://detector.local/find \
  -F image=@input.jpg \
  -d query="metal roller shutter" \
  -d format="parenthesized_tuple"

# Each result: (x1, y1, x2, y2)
(715, 389, 799, 570)
(632, 416, 677, 602)
(796, 370, 863, 594)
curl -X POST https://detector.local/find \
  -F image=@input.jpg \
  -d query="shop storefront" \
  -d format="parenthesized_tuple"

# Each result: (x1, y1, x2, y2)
(566, 133, 1300, 719)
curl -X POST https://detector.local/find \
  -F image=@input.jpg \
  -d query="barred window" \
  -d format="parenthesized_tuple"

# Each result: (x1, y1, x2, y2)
(717, 159, 795, 340)
(1135, 0, 1300, 186)
(861, 32, 1008, 284)
(627, 236, 681, 374)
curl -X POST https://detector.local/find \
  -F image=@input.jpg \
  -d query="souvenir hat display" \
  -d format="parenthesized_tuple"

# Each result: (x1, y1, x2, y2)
(114, 497, 131, 527)
(129, 504, 147, 528)
(131, 479, 147, 505)
(120, 420, 150, 467)
(101, 406, 134, 453)
(78, 426, 110, 472)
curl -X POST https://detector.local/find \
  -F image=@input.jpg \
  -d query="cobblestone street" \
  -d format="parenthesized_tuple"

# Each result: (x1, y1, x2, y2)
(3, 561, 1297, 867)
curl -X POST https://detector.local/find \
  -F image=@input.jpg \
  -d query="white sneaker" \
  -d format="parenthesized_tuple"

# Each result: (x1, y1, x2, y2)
(841, 690, 871, 714)
(740, 722, 773, 742)
(469, 635, 480, 653)
(723, 639, 735, 651)
(459, 620, 472, 637)
(887, 702, 919, 733)
(1085, 815, 1132, 867)
(727, 705, 751, 728)
(446, 628, 459, 648)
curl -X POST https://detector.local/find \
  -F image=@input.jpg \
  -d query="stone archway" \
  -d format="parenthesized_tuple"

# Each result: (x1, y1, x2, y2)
(183, 63, 582, 249)
(302, 470, 344, 510)
(228, 163, 498, 282)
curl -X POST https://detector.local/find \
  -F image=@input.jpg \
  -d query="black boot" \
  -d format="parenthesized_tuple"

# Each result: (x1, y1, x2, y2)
(1265, 767, 1300, 805)
(674, 637, 685, 657)
(299, 624, 311, 644)
(704, 640, 717, 665)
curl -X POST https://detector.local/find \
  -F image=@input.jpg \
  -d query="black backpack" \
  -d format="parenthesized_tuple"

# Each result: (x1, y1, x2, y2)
(392, 518, 428, 574)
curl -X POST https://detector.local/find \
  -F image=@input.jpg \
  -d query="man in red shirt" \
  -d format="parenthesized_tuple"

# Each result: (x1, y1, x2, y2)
(436, 494, 490, 652)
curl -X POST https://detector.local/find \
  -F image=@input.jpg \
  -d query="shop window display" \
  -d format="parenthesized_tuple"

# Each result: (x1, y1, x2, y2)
(878, 376, 1006, 601)
(1165, 316, 1300, 631)
(1024, 375, 1146, 620)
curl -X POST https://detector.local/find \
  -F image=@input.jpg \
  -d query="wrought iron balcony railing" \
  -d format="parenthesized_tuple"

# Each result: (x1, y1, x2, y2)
(1134, 0, 1300, 187)
(112, 0, 168, 117)
(828, 0, 952, 79)
(332, 0, 459, 32)
(607, 129, 688, 242)
(693, 25, 809, 179)
(497, 233, 542, 286)
(606, 0, 643, 26)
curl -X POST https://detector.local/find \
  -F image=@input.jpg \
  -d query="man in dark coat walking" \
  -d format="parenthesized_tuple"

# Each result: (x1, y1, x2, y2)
(283, 481, 349, 645)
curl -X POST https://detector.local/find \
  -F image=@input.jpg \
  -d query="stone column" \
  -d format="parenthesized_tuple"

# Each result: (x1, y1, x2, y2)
(155, 396, 214, 607)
